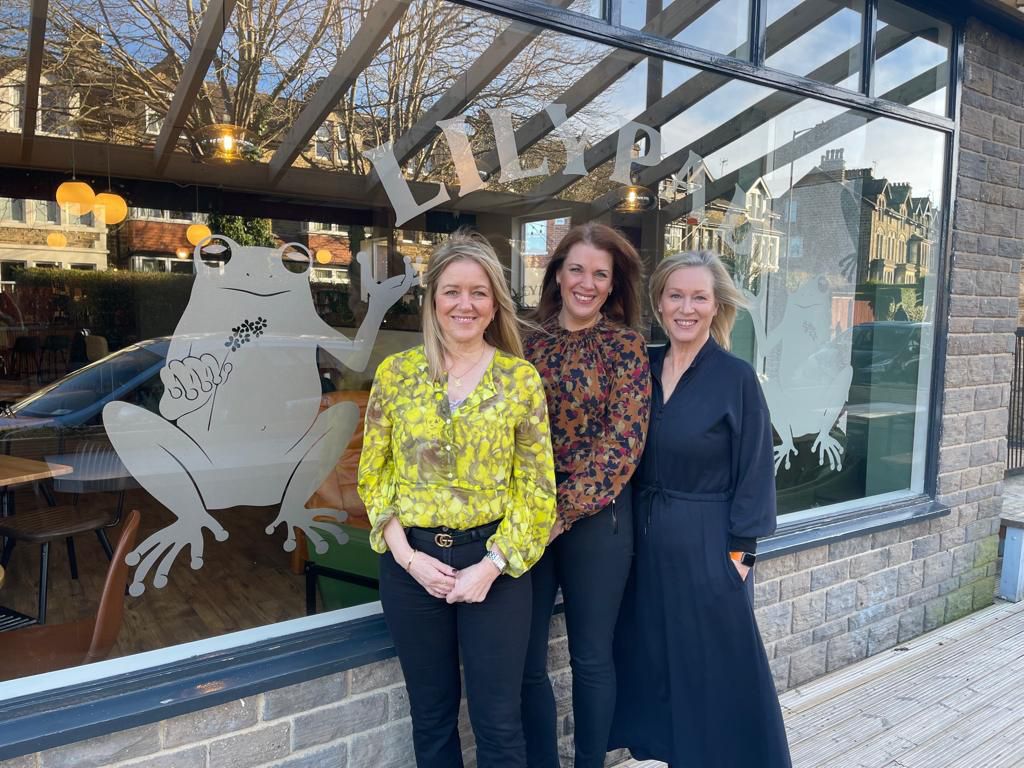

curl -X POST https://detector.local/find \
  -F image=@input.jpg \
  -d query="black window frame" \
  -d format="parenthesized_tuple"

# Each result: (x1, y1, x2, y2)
(0, 0, 1004, 758)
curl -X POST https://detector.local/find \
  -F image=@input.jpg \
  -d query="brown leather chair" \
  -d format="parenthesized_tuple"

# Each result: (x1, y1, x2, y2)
(306, 390, 371, 531)
(0, 509, 140, 681)
(292, 390, 370, 573)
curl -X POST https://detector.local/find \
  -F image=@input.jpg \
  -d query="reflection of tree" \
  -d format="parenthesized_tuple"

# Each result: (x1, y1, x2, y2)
(207, 213, 276, 247)
(34, 0, 605, 179)
(40, 0, 337, 149)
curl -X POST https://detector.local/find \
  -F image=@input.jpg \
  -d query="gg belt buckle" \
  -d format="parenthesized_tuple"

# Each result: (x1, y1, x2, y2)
(434, 531, 454, 548)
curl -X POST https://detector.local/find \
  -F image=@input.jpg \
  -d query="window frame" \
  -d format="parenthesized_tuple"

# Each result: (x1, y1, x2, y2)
(0, 0, 974, 757)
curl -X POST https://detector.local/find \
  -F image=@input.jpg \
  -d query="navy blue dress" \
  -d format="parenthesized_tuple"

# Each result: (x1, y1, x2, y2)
(609, 338, 792, 767)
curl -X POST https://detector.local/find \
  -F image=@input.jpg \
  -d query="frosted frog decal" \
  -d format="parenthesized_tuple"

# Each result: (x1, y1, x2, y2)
(742, 276, 853, 474)
(103, 236, 417, 596)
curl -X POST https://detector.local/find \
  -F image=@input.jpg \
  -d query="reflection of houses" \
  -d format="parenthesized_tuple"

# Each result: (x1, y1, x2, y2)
(517, 217, 570, 306)
(662, 170, 783, 282)
(0, 197, 108, 277)
(110, 211, 358, 283)
(783, 149, 936, 285)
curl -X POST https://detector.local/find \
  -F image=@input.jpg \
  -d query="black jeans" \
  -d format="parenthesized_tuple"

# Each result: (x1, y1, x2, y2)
(379, 524, 533, 768)
(521, 491, 634, 768)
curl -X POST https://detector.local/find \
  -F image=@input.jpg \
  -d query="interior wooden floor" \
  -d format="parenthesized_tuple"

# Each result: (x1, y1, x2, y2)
(617, 598, 1024, 768)
(0, 486, 312, 662)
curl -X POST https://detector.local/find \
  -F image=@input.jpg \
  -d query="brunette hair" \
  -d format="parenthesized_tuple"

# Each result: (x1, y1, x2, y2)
(421, 230, 524, 381)
(533, 222, 644, 328)
(648, 250, 746, 350)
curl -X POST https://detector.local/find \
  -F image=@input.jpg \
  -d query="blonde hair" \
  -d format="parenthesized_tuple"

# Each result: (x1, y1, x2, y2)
(421, 230, 524, 380)
(649, 250, 746, 350)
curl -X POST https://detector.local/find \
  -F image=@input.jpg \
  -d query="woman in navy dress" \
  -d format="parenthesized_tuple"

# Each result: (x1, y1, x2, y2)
(610, 250, 792, 768)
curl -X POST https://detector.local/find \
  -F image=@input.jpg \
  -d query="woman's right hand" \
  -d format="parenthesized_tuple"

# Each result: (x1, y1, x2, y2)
(407, 552, 458, 599)
(547, 518, 564, 544)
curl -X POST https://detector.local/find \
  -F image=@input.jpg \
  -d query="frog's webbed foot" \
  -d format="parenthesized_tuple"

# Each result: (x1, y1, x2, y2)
(126, 513, 228, 596)
(812, 431, 845, 471)
(266, 508, 348, 554)
(774, 437, 797, 473)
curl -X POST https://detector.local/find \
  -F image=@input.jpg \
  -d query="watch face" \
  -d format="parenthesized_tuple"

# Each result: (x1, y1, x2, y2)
(741, 552, 757, 568)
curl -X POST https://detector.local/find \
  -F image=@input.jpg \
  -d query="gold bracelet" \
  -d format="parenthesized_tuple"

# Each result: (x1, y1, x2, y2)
(404, 550, 418, 571)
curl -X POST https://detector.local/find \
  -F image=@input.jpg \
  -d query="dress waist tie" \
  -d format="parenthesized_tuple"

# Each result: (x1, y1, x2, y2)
(635, 483, 733, 534)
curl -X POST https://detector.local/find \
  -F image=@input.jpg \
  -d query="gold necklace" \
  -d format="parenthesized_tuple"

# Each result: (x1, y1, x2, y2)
(446, 347, 487, 387)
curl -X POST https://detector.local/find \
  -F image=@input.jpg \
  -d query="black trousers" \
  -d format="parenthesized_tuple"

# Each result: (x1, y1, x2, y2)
(379, 528, 533, 768)
(521, 490, 634, 768)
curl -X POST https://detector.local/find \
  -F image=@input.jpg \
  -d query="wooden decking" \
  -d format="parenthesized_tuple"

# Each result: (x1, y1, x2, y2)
(619, 597, 1024, 768)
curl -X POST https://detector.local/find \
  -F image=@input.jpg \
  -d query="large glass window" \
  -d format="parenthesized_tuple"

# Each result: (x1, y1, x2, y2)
(875, 0, 953, 114)
(765, 0, 864, 91)
(0, 0, 953, 688)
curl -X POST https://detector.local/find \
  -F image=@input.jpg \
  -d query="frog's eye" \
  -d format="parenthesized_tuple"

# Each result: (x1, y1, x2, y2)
(281, 243, 311, 275)
(199, 236, 232, 269)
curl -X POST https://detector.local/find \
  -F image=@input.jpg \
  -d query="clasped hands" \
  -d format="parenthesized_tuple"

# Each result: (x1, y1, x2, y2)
(408, 550, 499, 603)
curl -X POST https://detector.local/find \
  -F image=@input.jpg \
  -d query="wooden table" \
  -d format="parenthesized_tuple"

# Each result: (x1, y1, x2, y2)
(0, 455, 74, 628)
(0, 455, 73, 516)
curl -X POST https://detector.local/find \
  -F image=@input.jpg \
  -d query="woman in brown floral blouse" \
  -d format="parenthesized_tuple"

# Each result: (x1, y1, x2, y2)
(521, 222, 650, 768)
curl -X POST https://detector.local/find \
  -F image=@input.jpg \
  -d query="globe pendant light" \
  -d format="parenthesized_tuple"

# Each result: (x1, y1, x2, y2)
(94, 192, 128, 225)
(187, 224, 212, 246)
(56, 181, 96, 217)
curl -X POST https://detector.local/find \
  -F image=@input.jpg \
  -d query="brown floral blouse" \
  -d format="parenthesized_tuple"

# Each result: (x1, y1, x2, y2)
(524, 316, 651, 528)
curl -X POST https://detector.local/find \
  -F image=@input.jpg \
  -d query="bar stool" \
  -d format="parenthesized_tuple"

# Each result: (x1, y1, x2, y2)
(10, 336, 39, 379)
(40, 335, 70, 378)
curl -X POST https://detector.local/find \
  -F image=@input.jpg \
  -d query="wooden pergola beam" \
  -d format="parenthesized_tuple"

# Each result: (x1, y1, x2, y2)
(153, 0, 238, 175)
(379, 0, 574, 179)
(657, 61, 949, 223)
(586, 23, 917, 216)
(525, 0, 850, 202)
(472, 0, 721, 178)
(20, 0, 49, 161)
(2, 130, 580, 220)
(267, 0, 409, 186)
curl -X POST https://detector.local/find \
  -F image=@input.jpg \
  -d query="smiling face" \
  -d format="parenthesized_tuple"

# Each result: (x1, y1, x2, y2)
(434, 258, 496, 348)
(658, 265, 718, 348)
(556, 242, 613, 331)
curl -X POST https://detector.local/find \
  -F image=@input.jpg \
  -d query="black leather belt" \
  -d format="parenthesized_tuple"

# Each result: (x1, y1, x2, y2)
(407, 520, 501, 549)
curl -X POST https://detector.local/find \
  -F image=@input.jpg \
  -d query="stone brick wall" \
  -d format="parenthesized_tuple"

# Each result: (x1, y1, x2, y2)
(0, 617, 601, 768)
(749, 15, 1016, 692)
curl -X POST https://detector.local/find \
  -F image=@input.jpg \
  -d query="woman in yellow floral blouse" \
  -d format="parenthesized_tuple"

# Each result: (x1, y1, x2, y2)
(358, 231, 556, 768)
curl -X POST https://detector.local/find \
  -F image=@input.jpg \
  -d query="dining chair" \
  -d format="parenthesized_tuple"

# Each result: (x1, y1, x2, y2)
(0, 510, 140, 680)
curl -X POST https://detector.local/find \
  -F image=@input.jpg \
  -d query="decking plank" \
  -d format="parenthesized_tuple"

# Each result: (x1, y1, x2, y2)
(614, 599, 1024, 768)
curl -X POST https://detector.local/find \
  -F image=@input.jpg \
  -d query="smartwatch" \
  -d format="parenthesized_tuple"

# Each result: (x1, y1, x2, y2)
(729, 551, 756, 568)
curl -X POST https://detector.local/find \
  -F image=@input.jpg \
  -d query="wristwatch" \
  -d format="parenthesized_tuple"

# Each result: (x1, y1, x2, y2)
(729, 551, 756, 568)
(484, 549, 507, 574)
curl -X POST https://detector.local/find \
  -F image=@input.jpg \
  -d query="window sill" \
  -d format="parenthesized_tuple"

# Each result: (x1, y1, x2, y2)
(760, 495, 950, 558)
(0, 497, 944, 760)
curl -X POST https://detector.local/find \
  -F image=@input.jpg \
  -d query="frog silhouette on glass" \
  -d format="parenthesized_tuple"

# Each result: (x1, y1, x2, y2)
(743, 276, 853, 474)
(103, 235, 418, 596)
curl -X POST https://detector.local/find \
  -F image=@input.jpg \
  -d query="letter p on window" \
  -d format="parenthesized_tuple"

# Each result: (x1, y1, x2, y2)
(611, 122, 663, 185)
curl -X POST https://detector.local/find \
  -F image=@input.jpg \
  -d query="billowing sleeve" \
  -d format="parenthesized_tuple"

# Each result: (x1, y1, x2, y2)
(357, 356, 399, 554)
(558, 330, 650, 528)
(728, 365, 777, 552)
(487, 363, 556, 577)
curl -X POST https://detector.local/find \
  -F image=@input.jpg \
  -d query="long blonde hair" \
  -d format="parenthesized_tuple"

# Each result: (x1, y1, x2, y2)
(421, 230, 524, 380)
(648, 250, 746, 350)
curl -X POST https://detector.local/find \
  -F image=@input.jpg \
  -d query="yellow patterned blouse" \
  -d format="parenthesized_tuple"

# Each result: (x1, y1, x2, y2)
(357, 345, 557, 577)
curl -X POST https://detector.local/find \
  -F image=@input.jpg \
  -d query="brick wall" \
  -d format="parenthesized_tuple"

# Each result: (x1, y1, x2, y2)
(0, 617, 612, 768)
